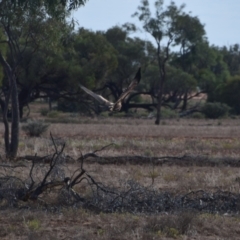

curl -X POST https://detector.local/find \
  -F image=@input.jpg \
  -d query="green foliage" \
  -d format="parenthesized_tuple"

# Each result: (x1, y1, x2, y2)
(210, 47, 230, 82)
(191, 112, 205, 119)
(40, 108, 49, 116)
(217, 75, 240, 114)
(197, 69, 216, 93)
(134, 0, 206, 49)
(173, 14, 205, 47)
(172, 41, 230, 99)
(27, 219, 41, 231)
(0, 0, 88, 158)
(16, 21, 78, 90)
(74, 28, 118, 88)
(142, 64, 159, 91)
(133, 0, 208, 123)
(22, 120, 49, 137)
(161, 108, 178, 119)
(57, 99, 78, 112)
(57, 99, 89, 113)
(0, 0, 90, 108)
(165, 66, 197, 94)
(201, 102, 230, 119)
(105, 26, 149, 92)
(8, 0, 88, 12)
(47, 110, 60, 118)
(1, 0, 239, 122)
(220, 44, 240, 76)
(130, 94, 142, 103)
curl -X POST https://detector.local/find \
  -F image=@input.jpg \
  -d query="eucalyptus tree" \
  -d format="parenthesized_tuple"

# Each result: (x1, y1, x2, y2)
(73, 28, 118, 89)
(170, 13, 206, 110)
(172, 41, 230, 104)
(217, 75, 240, 114)
(164, 66, 197, 109)
(15, 27, 118, 116)
(133, 0, 212, 122)
(104, 26, 156, 112)
(133, 0, 188, 124)
(9, 0, 87, 11)
(220, 44, 240, 76)
(0, 0, 87, 158)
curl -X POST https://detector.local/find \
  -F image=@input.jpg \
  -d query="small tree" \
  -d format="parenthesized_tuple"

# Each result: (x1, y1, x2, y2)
(0, 0, 87, 158)
(133, 0, 187, 124)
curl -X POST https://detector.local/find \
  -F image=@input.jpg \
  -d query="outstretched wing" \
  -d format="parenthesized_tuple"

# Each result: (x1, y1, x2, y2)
(80, 85, 114, 108)
(116, 67, 141, 104)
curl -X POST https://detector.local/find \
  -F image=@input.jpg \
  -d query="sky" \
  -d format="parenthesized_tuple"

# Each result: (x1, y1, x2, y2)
(72, 0, 240, 48)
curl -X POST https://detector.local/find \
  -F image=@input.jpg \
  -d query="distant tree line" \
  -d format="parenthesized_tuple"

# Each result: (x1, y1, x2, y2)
(1, 0, 240, 157)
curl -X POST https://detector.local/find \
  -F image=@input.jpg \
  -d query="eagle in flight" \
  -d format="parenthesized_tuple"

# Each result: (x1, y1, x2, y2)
(80, 67, 141, 112)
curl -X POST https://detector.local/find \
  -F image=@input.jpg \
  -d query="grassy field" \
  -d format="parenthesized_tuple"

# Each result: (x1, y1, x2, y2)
(0, 106, 240, 239)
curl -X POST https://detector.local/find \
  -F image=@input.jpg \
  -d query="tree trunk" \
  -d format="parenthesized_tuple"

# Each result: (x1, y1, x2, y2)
(155, 43, 166, 125)
(10, 73, 19, 158)
(48, 97, 52, 111)
(181, 91, 188, 111)
(155, 81, 164, 125)
(0, 52, 19, 159)
(155, 95, 161, 125)
(18, 88, 31, 119)
(0, 96, 10, 154)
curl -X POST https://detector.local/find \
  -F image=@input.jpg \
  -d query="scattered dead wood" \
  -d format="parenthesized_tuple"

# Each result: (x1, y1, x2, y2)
(0, 135, 118, 208)
(80, 180, 240, 214)
(17, 154, 240, 167)
(84, 155, 240, 167)
(1, 135, 240, 214)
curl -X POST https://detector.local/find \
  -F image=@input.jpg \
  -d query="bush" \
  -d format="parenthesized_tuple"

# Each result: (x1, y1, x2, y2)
(145, 211, 196, 237)
(201, 102, 230, 119)
(191, 112, 205, 119)
(161, 108, 178, 119)
(47, 110, 60, 118)
(130, 94, 142, 103)
(22, 120, 50, 137)
(40, 108, 49, 116)
(218, 76, 240, 114)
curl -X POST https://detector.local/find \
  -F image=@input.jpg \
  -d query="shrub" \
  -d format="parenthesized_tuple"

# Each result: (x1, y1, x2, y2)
(161, 108, 178, 119)
(40, 108, 49, 116)
(218, 76, 240, 114)
(27, 219, 41, 231)
(130, 94, 142, 103)
(22, 120, 50, 137)
(47, 110, 60, 118)
(145, 212, 196, 237)
(191, 112, 205, 119)
(201, 102, 230, 119)
(108, 111, 125, 118)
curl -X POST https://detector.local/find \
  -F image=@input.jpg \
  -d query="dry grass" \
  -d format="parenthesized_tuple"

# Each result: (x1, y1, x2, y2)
(1, 117, 240, 158)
(0, 209, 240, 240)
(1, 104, 240, 239)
